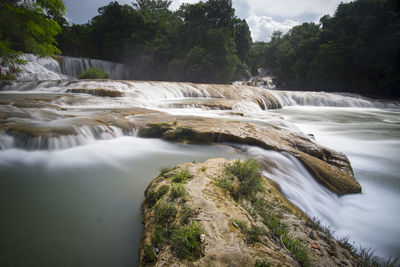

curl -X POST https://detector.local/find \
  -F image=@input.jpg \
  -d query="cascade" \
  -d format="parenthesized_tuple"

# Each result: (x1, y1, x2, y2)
(61, 56, 131, 79)
(13, 54, 70, 81)
(0, 77, 399, 263)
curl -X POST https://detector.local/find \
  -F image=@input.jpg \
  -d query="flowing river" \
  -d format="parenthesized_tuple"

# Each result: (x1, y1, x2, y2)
(0, 56, 399, 265)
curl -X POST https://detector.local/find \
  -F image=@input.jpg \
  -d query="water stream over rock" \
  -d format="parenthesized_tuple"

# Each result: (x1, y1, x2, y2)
(0, 58, 399, 264)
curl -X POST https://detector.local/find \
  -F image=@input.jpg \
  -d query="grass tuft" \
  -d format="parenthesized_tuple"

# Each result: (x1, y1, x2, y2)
(255, 260, 271, 267)
(147, 184, 170, 207)
(154, 201, 177, 225)
(170, 183, 186, 199)
(160, 166, 173, 177)
(171, 220, 203, 259)
(142, 245, 157, 263)
(233, 219, 266, 244)
(172, 170, 192, 183)
(226, 158, 263, 199)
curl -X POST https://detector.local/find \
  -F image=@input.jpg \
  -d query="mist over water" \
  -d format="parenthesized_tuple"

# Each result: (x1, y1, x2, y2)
(1, 57, 400, 263)
(0, 137, 240, 266)
(270, 107, 400, 258)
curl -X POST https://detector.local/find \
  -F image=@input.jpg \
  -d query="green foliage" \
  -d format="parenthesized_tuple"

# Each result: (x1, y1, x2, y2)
(163, 126, 196, 141)
(78, 67, 110, 79)
(144, 122, 172, 137)
(250, 0, 400, 97)
(160, 166, 173, 177)
(171, 220, 203, 259)
(142, 245, 157, 263)
(154, 200, 177, 225)
(57, 0, 251, 84)
(170, 183, 186, 199)
(226, 158, 263, 199)
(216, 176, 233, 191)
(0, 73, 16, 80)
(0, 0, 65, 64)
(147, 184, 170, 207)
(255, 260, 271, 267)
(171, 170, 192, 184)
(233, 219, 266, 244)
(179, 204, 193, 224)
(152, 224, 168, 248)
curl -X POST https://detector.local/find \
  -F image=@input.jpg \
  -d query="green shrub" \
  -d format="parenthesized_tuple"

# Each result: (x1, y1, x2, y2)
(233, 219, 265, 244)
(78, 67, 110, 79)
(216, 176, 233, 191)
(160, 166, 173, 177)
(142, 245, 156, 263)
(154, 201, 177, 225)
(170, 183, 186, 199)
(255, 260, 271, 267)
(171, 220, 203, 259)
(226, 159, 262, 199)
(179, 204, 193, 224)
(152, 225, 169, 248)
(147, 184, 169, 207)
(0, 73, 16, 80)
(172, 170, 192, 183)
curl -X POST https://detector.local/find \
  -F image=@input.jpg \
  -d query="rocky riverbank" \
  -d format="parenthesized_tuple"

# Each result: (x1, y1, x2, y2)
(138, 158, 358, 266)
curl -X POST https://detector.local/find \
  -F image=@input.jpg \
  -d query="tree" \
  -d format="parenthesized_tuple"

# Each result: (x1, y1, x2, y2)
(251, 0, 400, 97)
(0, 0, 66, 64)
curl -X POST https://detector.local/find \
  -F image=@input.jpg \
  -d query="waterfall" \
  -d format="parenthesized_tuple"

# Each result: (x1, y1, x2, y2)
(13, 54, 70, 81)
(270, 90, 400, 109)
(0, 77, 399, 261)
(4, 54, 131, 81)
(241, 146, 342, 226)
(61, 56, 131, 80)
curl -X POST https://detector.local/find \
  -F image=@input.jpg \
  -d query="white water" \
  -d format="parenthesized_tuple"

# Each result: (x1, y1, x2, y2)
(5, 54, 131, 81)
(270, 107, 400, 259)
(61, 56, 131, 80)
(0, 137, 240, 266)
(0, 75, 399, 264)
(14, 54, 70, 81)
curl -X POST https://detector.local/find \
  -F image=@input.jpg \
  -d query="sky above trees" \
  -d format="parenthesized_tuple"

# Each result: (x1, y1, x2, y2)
(64, 0, 351, 41)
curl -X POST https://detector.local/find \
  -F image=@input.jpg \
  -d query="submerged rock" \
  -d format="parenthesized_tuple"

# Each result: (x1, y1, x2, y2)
(139, 158, 358, 266)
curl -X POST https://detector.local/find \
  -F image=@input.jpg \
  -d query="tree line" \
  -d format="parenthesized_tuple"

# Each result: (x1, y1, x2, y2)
(250, 0, 400, 97)
(57, 0, 252, 84)
(1, 0, 399, 97)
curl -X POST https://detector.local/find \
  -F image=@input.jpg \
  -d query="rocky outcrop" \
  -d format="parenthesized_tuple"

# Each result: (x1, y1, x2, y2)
(0, 92, 360, 194)
(139, 159, 358, 266)
(132, 114, 360, 195)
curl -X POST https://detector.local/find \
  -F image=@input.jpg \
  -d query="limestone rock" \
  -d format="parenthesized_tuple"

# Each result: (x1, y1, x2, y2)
(138, 159, 358, 266)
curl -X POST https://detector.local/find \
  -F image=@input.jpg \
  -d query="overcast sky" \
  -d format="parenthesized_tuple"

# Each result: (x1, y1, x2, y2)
(64, 0, 352, 42)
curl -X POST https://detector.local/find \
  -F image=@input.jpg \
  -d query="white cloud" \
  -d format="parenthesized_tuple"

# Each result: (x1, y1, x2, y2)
(246, 0, 352, 19)
(65, 0, 352, 41)
(246, 15, 298, 42)
(170, 0, 200, 10)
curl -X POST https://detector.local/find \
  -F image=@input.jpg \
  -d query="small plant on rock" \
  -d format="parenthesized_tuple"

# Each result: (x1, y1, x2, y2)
(172, 170, 192, 183)
(226, 158, 263, 199)
(171, 220, 203, 259)
(170, 183, 186, 199)
(154, 201, 177, 225)
(147, 184, 169, 207)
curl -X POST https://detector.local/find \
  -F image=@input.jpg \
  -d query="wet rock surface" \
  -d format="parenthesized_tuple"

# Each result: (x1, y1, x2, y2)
(139, 159, 358, 266)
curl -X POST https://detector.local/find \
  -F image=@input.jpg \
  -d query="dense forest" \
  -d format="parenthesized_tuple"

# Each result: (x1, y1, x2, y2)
(1, 0, 399, 97)
(251, 0, 400, 97)
(57, 0, 251, 83)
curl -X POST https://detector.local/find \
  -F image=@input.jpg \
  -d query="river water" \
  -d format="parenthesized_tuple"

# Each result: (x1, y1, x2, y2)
(1, 58, 399, 265)
(0, 137, 239, 266)
(270, 106, 400, 259)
